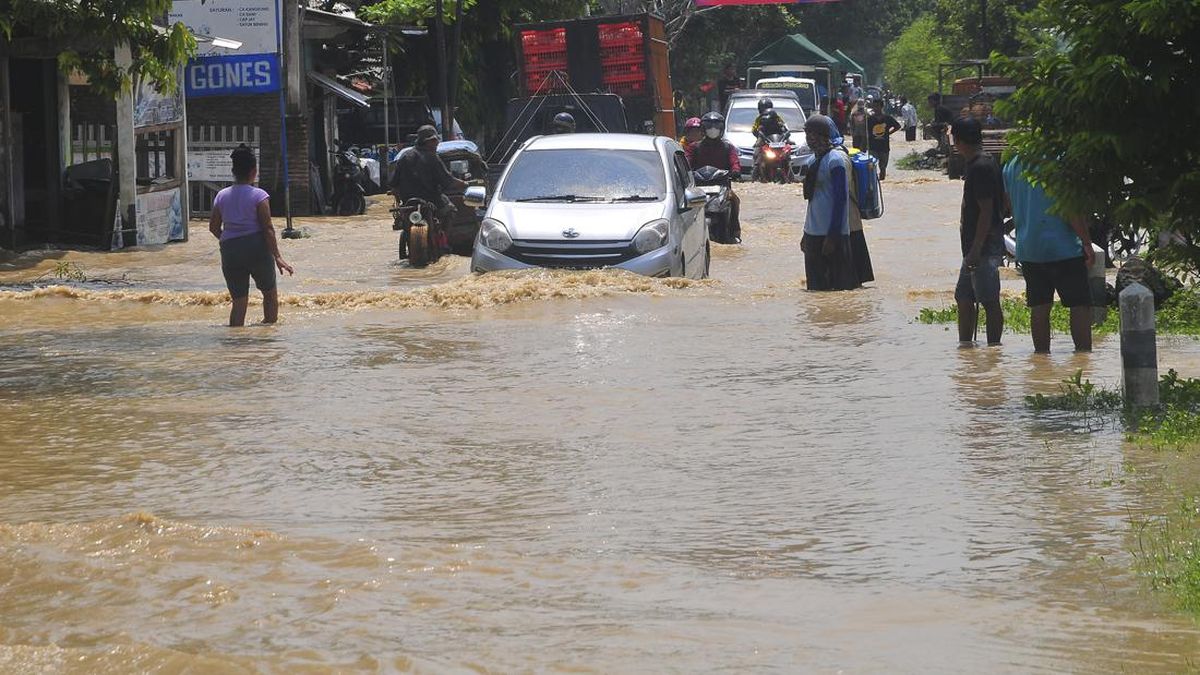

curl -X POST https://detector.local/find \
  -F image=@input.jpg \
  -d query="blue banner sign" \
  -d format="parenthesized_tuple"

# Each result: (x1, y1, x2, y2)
(185, 53, 280, 97)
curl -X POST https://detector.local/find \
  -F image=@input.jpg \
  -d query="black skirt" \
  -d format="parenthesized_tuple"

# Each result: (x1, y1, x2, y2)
(850, 229, 875, 284)
(802, 234, 860, 291)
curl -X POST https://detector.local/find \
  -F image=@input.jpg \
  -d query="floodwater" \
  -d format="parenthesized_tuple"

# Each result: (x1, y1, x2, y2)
(2, 158, 1200, 672)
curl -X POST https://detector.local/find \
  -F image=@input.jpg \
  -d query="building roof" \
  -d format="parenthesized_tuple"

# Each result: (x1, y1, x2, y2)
(748, 34, 839, 68)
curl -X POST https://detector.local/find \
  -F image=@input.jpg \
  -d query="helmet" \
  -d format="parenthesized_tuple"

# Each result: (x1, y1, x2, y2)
(700, 112, 725, 139)
(757, 98, 774, 114)
(700, 112, 725, 132)
(551, 111, 576, 134)
(683, 116, 702, 129)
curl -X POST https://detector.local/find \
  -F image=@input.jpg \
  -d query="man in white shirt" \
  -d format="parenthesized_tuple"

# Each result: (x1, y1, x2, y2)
(900, 97, 919, 142)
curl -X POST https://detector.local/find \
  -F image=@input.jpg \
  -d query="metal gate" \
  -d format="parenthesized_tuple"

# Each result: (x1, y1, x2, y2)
(187, 125, 260, 216)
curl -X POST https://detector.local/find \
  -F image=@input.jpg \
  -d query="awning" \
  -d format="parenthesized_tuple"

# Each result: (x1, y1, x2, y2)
(748, 33, 839, 68)
(308, 71, 370, 108)
(833, 49, 867, 81)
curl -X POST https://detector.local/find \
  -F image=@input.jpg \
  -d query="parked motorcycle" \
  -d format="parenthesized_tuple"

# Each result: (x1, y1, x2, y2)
(757, 133, 794, 184)
(392, 197, 448, 268)
(330, 149, 367, 216)
(693, 165, 738, 244)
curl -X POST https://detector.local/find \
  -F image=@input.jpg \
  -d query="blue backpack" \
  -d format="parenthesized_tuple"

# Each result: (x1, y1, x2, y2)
(846, 148, 884, 220)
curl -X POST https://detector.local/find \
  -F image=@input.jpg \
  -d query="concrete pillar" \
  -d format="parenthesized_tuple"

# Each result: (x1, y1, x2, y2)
(1120, 282, 1159, 408)
(114, 43, 137, 246)
(57, 67, 71, 171)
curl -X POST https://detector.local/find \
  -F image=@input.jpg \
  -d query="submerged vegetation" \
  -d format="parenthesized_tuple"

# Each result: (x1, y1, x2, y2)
(918, 287, 1200, 336)
(1027, 370, 1200, 617)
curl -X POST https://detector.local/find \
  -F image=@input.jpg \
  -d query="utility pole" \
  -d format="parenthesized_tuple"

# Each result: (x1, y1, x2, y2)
(435, 0, 450, 140)
(446, 0, 464, 140)
(980, 0, 989, 58)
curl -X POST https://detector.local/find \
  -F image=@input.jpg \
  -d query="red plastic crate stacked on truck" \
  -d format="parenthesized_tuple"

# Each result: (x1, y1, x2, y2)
(522, 28, 568, 93)
(598, 22, 646, 97)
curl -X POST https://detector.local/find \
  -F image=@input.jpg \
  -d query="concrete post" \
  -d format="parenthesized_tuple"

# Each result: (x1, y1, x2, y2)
(1120, 282, 1159, 408)
(114, 43, 137, 247)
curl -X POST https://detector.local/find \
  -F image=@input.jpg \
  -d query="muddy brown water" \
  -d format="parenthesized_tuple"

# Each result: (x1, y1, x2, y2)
(2, 165, 1200, 671)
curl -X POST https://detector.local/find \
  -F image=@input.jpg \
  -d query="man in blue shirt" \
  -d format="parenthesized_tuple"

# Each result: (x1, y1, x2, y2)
(800, 115, 857, 291)
(1003, 155, 1095, 352)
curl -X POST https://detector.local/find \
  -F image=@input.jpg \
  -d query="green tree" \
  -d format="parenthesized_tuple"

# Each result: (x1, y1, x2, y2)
(1, 0, 194, 95)
(934, 0, 1038, 60)
(883, 15, 949, 106)
(995, 0, 1200, 273)
(786, 0, 936, 85)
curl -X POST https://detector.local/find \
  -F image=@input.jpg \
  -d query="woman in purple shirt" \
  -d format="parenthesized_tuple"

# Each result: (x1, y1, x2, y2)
(208, 145, 294, 326)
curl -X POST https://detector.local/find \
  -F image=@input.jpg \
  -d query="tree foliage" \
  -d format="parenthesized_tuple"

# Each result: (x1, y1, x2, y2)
(933, 0, 1038, 60)
(786, 0, 935, 85)
(883, 16, 949, 106)
(1, 0, 194, 95)
(995, 0, 1200, 273)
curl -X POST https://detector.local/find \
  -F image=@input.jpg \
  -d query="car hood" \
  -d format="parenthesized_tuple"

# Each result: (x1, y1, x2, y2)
(487, 201, 668, 241)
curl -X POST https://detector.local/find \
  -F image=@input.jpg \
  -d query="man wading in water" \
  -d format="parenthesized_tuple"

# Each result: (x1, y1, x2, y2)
(800, 114, 858, 291)
(209, 145, 294, 326)
(952, 117, 1005, 346)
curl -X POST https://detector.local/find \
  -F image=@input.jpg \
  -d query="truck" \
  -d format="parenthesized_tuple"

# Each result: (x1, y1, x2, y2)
(491, 13, 674, 164)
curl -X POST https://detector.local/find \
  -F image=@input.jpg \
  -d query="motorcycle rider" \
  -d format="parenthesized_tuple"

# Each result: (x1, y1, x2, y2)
(681, 116, 703, 150)
(685, 112, 742, 242)
(751, 98, 789, 180)
(549, 111, 576, 134)
(389, 125, 467, 251)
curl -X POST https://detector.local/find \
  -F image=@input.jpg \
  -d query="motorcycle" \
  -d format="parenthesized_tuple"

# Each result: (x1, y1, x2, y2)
(329, 149, 367, 216)
(392, 197, 448, 268)
(756, 133, 794, 184)
(692, 165, 738, 244)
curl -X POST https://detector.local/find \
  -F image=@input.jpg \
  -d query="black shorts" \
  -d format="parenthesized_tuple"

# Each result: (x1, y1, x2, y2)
(220, 233, 276, 299)
(1023, 257, 1088, 307)
(905, 126, 916, 142)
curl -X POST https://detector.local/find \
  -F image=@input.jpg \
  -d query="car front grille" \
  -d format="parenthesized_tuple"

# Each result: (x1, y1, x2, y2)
(507, 239, 637, 269)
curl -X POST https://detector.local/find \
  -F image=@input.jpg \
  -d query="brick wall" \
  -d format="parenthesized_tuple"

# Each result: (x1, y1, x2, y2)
(187, 94, 313, 217)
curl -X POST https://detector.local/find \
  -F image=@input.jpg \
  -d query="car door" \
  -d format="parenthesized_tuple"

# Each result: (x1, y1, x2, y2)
(670, 149, 702, 276)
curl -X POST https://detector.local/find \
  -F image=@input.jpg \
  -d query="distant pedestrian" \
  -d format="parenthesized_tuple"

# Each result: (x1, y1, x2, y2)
(1003, 155, 1095, 352)
(952, 117, 1005, 346)
(717, 63, 740, 112)
(208, 145, 294, 327)
(848, 99, 868, 150)
(866, 99, 901, 180)
(833, 93, 847, 133)
(800, 114, 858, 291)
(928, 93, 954, 152)
(900, 96, 918, 142)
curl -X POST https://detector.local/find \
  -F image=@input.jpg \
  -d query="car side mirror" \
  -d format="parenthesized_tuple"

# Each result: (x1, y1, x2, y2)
(464, 185, 487, 208)
(683, 187, 707, 210)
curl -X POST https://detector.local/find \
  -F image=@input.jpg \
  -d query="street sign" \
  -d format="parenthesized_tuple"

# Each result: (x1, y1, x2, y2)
(169, 0, 281, 97)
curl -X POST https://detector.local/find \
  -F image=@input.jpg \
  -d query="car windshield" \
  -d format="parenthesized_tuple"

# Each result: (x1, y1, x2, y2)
(726, 105, 806, 134)
(499, 149, 667, 202)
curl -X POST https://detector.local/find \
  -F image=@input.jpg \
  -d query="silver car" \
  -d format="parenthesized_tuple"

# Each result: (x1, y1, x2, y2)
(467, 133, 710, 279)
(724, 96, 811, 178)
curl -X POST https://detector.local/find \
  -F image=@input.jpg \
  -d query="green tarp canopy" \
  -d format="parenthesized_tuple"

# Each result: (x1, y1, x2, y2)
(833, 49, 867, 82)
(748, 33, 839, 68)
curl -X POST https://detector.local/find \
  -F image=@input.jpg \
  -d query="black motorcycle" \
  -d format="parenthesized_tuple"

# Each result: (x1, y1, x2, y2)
(329, 149, 367, 216)
(392, 197, 447, 268)
(693, 165, 738, 244)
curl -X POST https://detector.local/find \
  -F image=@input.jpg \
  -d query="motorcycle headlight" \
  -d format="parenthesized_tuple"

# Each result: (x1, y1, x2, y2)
(765, 149, 777, 160)
(480, 218, 512, 253)
(633, 219, 669, 255)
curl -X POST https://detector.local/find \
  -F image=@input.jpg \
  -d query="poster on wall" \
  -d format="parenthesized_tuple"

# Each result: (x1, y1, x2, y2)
(168, 0, 281, 97)
(134, 77, 185, 128)
(136, 188, 186, 245)
(187, 147, 259, 182)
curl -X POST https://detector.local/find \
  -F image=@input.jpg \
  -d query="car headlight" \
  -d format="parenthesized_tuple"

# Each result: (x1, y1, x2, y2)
(480, 218, 512, 252)
(632, 219, 669, 254)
